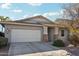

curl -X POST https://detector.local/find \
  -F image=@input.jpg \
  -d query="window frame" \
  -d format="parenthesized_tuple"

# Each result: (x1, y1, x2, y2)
(61, 29, 65, 37)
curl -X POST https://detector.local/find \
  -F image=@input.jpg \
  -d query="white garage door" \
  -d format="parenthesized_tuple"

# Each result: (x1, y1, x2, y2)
(11, 29, 41, 42)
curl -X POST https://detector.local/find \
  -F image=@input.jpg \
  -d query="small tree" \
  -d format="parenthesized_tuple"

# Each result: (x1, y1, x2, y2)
(63, 4, 79, 47)
(0, 16, 11, 32)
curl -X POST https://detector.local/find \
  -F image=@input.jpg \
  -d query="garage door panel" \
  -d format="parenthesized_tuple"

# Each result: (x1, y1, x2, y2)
(11, 29, 41, 42)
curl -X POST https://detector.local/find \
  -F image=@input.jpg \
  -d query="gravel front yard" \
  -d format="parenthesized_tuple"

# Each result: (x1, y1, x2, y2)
(62, 46, 79, 56)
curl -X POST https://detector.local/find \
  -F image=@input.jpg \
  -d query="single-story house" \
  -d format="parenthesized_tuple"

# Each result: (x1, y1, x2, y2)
(0, 15, 69, 43)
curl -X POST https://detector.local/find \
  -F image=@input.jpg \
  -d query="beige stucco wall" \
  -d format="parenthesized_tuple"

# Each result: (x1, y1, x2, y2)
(5, 24, 43, 43)
(58, 28, 69, 42)
(4, 24, 69, 43)
(48, 27, 69, 43)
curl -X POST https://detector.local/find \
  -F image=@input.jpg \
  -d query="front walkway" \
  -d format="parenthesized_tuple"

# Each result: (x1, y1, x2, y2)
(8, 42, 70, 56)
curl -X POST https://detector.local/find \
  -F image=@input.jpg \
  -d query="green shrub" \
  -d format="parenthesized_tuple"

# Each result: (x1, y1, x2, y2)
(52, 39, 65, 47)
(0, 37, 8, 48)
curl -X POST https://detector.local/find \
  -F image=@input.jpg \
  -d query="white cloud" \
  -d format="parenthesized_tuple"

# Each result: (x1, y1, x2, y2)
(28, 3, 42, 6)
(43, 10, 64, 17)
(9, 16, 15, 20)
(22, 11, 63, 19)
(0, 3, 11, 9)
(23, 15, 30, 18)
(22, 9, 64, 19)
(60, 9, 65, 15)
(12, 9, 22, 13)
(33, 13, 41, 16)
(23, 14, 41, 19)
(43, 12, 59, 17)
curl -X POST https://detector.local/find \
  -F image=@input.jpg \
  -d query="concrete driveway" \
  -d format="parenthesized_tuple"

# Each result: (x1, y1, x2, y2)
(8, 42, 70, 56)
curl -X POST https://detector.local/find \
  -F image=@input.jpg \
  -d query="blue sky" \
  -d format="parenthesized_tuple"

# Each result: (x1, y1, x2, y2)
(0, 3, 64, 21)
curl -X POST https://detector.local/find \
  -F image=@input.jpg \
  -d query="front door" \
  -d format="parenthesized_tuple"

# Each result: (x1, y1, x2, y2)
(48, 28, 54, 42)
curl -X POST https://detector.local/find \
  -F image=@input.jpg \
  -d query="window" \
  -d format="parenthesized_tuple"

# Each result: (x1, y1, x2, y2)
(61, 30, 64, 37)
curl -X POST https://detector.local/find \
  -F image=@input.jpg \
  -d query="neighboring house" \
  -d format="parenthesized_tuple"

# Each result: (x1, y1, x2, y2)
(0, 15, 69, 43)
(55, 19, 72, 25)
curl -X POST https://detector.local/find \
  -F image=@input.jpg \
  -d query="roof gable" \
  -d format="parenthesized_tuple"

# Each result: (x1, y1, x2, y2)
(16, 15, 54, 24)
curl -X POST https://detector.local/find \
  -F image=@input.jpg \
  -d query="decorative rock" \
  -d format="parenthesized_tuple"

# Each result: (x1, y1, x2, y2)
(23, 50, 71, 56)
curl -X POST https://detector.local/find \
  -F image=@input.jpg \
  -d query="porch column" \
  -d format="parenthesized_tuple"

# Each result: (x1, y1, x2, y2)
(43, 26, 48, 42)
(54, 27, 59, 39)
